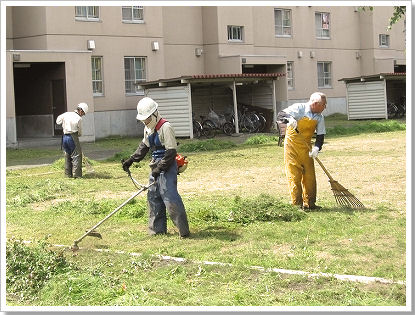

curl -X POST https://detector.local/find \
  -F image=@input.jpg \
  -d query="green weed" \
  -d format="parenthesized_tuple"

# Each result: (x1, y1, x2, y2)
(243, 134, 279, 145)
(229, 194, 306, 224)
(326, 120, 405, 137)
(179, 139, 236, 152)
(6, 238, 71, 302)
(7, 179, 69, 207)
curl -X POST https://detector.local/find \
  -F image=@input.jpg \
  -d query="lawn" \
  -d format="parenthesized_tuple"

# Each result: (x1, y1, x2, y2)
(4, 116, 407, 308)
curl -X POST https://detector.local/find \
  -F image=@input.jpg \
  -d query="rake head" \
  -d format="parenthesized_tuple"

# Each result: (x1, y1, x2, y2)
(329, 179, 365, 209)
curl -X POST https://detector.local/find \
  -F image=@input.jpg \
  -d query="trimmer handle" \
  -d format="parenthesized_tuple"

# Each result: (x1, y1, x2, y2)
(121, 158, 132, 177)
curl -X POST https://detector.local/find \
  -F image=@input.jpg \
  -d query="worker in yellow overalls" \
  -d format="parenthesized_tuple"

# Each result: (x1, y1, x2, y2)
(277, 92, 327, 210)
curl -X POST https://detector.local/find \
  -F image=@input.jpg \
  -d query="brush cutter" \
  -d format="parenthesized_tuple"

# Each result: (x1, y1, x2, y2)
(71, 167, 154, 251)
(294, 128, 365, 209)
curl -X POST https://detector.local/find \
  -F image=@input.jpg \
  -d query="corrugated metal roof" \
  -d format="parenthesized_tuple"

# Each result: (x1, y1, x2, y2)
(138, 73, 286, 87)
(339, 73, 406, 82)
(191, 73, 285, 79)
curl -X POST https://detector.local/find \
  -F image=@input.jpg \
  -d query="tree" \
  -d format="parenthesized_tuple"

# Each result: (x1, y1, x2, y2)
(359, 6, 406, 30)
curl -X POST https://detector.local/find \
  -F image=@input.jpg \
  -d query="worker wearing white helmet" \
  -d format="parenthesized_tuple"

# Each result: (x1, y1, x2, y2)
(56, 102, 88, 178)
(122, 97, 190, 237)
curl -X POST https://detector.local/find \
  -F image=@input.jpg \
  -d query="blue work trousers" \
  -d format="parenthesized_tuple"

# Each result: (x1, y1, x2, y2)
(62, 133, 82, 178)
(147, 160, 190, 237)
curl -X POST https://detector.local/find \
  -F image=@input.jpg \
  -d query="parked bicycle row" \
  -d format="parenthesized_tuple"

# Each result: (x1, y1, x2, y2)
(192, 106, 268, 139)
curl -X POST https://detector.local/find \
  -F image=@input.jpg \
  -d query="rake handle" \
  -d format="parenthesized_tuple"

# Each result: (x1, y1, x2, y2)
(314, 157, 335, 182)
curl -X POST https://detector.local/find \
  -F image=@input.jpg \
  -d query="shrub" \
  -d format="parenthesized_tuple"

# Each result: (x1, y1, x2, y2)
(6, 238, 71, 301)
(179, 139, 236, 152)
(244, 135, 279, 145)
(327, 120, 405, 136)
(228, 194, 306, 224)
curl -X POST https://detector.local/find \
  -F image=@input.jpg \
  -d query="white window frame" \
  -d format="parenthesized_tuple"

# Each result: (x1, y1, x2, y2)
(91, 56, 104, 96)
(379, 34, 390, 47)
(315, 12, 330, 39)
(317, 61, 332, 88)
(124, 57, 146, 95)
(287, 61, 294, 90)
(275, 8, 292, 37)
(75, 6, 100, 21)
(227, 25, 244, 42)
(122, 6, 144, 23)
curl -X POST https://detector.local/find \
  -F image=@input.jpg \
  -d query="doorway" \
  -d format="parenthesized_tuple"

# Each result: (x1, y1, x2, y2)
(52, 79, 66, 136)
(13, 62, 67, 138)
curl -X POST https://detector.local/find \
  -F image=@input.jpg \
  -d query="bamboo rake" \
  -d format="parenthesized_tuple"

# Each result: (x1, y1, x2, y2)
(314, 157, 365, 209)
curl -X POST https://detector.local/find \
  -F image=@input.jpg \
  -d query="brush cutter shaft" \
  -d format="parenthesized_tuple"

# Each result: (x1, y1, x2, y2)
(73, 181, 154, 246)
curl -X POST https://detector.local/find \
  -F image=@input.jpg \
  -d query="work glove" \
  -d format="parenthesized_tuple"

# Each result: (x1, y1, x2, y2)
(152, 168, 161, 180)
(287, 116, 297, 130)
(121, 157, 134, 172)
(309, 146, 320, 159)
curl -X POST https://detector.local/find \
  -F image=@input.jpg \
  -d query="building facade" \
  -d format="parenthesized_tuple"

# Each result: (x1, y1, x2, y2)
(5, 5, 406, 147)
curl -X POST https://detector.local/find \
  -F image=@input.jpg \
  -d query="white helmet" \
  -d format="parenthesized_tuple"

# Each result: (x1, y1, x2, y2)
(136, 97, 158, 121)
(77, 102, 89, 114)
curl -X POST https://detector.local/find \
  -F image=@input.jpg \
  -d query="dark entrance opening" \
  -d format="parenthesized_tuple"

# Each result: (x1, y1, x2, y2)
(13, 62, 67, 138)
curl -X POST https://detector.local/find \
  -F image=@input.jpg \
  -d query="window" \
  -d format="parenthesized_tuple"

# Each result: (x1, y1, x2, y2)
(287, 61, 294, 89)
(227, 25, 243, 41)
(379, 34, 390, 47)
(122, 6, 144, 23)
(315, 12, 330, 39)
(317, 62, 332, 88)
(275, 9, 292, 37)
(75, 6, 99, 20)
(91, 57, 103, 96)
(124, 57, 146, 95)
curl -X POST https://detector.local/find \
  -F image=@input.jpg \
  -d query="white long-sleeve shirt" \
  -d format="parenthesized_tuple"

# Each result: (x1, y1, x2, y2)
(56, 111, 83, 136)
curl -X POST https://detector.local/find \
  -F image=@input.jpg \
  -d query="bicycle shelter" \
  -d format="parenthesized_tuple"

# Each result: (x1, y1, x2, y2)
(136, 73, 287, 138)
(339, 73, 406, 120)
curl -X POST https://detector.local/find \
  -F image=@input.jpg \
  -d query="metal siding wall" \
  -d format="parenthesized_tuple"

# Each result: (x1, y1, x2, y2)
(192, 86, 233, 116)
(146, 86, 191, 137)
(347, 81, 386, 119)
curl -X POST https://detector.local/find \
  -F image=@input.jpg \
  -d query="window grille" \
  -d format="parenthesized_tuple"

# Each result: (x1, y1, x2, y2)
(317, 62, 332, 88)
(227, 25, 243, 41)
(275, 9, 292, 37)
(75, 6, 99, 20)
(315, 12, 330, 38)
(91, 57, 103, 95)
(122, 6, 144, 22)
(124, 57, 146, 95)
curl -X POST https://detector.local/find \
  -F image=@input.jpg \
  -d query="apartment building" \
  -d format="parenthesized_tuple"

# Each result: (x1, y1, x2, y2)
(5, 5, 406, 148)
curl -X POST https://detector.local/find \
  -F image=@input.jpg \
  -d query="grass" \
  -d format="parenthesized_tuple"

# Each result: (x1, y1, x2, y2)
(5, 115, 407, 307)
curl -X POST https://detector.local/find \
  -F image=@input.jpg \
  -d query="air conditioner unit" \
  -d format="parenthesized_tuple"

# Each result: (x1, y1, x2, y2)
(310, 51, 315, 58)
(297, 51, 303, 58)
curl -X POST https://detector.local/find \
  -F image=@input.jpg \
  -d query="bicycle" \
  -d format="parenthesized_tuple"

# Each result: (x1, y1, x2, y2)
(201, 109, 234, 137)
(192, 115, 203, 139)
(238, 107, 261, 133)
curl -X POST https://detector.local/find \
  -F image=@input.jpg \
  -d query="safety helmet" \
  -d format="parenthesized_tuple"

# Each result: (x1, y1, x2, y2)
(136, 97, 158, 121)
(77, 102, 89, 114)
(176, 154, 188, 173)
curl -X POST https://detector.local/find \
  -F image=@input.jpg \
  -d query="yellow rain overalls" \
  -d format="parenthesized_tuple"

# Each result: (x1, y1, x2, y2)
(284, 117, 318, 208)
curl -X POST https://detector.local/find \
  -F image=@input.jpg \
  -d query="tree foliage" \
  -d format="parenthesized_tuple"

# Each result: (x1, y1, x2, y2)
(359, 6, 406, 30)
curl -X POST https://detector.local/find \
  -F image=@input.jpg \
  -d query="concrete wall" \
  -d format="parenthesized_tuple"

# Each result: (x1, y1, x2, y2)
(5, 5, 405, 147)
(94, 110, 143, 139)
